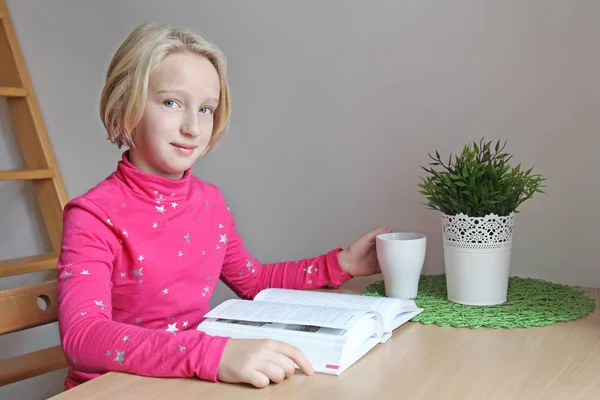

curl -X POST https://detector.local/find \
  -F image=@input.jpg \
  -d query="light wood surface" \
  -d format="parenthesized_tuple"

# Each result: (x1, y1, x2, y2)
(49, 276, 599, 400)
(0, 86, 27, 96)
(0, 168, 55, 180)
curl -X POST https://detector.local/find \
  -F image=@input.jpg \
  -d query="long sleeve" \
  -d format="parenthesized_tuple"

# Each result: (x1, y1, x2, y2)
(57, 197, 229, 384)
(219, 220, 352, 300)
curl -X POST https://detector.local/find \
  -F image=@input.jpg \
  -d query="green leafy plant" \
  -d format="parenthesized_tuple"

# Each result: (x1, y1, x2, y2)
(418, 139, 546, 217)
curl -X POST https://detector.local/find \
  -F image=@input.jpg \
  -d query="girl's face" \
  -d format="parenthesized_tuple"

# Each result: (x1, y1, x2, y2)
(129, 51, 220, 180)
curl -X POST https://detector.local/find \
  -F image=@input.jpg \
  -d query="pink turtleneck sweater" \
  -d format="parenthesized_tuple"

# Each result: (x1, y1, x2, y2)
(57, 152, 351, 390)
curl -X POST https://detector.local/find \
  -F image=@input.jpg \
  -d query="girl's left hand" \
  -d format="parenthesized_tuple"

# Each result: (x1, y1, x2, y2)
(337, 228, 392, 277)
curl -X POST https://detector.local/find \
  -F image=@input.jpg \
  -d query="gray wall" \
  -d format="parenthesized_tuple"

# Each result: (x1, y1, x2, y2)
(1, 0, 599, 398)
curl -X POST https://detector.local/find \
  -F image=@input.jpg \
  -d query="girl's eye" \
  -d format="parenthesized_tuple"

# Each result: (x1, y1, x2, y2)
(199, 107, 213, 115)
(164, 100, 179, 108)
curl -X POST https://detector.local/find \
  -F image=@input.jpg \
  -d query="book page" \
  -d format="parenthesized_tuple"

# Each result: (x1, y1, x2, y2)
(255, 288, 416, 318)
(204, 299, 367, 329)
(211, 319, 346, 337)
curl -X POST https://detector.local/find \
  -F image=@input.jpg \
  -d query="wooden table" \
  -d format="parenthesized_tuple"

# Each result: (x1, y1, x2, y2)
(50, 276, 600, 400)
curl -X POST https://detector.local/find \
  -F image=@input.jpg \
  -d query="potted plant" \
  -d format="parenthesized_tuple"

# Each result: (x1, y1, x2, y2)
(418, 139, 545, 305)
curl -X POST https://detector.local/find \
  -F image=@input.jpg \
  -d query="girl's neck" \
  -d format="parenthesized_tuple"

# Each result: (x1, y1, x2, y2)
(128, 149, 184, 180)
(115, 151, 192, 202)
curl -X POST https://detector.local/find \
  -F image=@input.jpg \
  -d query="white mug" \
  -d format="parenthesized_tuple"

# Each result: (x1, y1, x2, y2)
(376, 232, 427, 299)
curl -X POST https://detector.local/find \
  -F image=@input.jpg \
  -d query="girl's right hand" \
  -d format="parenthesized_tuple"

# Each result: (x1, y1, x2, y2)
(217, 338, 314, 388)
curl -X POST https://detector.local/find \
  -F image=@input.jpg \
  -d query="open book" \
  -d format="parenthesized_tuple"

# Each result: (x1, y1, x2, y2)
(197, 288, 423, 375)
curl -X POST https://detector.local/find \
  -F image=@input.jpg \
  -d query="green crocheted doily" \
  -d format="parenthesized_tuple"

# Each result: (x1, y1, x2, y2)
(363, 275, 596, 329)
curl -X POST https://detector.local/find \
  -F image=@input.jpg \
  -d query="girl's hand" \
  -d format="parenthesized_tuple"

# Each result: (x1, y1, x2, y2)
(337, 228, 392, 277)
(217, 339, 314, 388)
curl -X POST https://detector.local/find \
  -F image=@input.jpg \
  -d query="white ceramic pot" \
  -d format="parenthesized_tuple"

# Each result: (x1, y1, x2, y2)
(441, 212, 515, 306)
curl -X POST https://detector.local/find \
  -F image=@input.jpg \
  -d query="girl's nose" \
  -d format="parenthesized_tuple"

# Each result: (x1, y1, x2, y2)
(181, 113, 201, 137)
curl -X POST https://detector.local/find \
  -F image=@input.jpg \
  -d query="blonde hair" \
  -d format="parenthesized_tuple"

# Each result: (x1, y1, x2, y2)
(100, 22, 231, 151)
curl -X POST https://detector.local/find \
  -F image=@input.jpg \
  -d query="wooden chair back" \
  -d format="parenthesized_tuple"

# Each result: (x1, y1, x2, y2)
(0, 255, 67, 387)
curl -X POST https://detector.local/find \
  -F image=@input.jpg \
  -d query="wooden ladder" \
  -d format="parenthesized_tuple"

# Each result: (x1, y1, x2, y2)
(0, 0, 69, 387)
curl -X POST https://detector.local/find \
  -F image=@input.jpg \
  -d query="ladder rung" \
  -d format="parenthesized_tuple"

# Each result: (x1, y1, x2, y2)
(0, 169, 55, 180)
(0, 253, 59, 278)
(0, 87, 27, 97)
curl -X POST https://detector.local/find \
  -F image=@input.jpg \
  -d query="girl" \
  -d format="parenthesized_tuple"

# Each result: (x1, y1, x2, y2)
(57, 22, 389, 390)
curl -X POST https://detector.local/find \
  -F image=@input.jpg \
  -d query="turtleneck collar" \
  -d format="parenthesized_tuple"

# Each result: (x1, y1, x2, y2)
(114, 151, 192, 202)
